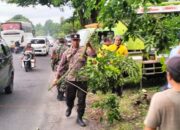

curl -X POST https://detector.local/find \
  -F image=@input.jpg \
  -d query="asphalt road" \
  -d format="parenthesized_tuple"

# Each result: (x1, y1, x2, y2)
(0, 53, 91, 130)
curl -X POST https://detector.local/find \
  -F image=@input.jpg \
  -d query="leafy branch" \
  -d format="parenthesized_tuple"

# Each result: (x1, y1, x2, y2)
(79, 51, 142, 93)
(92, 93, 121, 124)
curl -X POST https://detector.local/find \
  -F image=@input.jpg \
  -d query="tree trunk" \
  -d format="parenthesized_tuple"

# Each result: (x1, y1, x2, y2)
(90, 0, 100, 23)
(90, 9, 98, 23)
(77, 0, 100, 26)
(78, 10, 87, 27)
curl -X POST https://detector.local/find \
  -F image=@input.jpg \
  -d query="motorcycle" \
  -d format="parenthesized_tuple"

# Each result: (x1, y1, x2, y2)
(22, 52, 35, 72)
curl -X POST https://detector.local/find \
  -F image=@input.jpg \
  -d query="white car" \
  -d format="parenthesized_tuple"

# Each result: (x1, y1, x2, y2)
(30, 37, 49, 55)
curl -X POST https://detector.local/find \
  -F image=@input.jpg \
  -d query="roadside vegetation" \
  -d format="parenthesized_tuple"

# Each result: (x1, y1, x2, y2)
(34, 17, 81, 38)
(5, 14, 81, 38)
(7, 0, 180, 51)
(86, 83, 163, 130)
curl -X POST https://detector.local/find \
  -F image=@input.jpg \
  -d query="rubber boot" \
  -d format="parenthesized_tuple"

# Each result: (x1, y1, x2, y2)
(65, 107, 72, 117)
(76, 115, 86, 127)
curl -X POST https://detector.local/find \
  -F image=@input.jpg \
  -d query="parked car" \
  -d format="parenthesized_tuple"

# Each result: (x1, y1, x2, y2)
(0, 39, 14, 94)
(30, 37, 49, 55)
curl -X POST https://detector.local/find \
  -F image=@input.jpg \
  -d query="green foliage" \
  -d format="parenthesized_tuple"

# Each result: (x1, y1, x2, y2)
(57, 18, 81, 37)
(96, 0, 180, 52)
(44, 20, 60, 37)
(7, 0, 66, 6)
(34, 20, 60, 38)
(7, 0, 100, 26)
(59, 22, 74, 34)
(7, 0, 180, 51)
(136, 14, 180, 52)
(7, 14, 35, 35)
(79, 51, 142, 93)
(92, 93, 121, 124)
(35, 23, 46, 36)
(34, 18, 81, 38)
(151, 1, 180, 6)
(7, 0, 37, 6)
(89, 32, 101, 49)
(160, 56, 167, 72)
(7, 14, 32, 23)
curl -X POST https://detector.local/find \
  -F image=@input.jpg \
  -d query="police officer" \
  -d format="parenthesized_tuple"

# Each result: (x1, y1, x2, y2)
(53, 33, 96, 127)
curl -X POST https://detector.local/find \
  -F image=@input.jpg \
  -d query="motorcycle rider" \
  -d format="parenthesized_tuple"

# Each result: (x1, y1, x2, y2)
(23, 43, 35, 68)
(14, 41, 20, 53)
(51, 38, 68, 101)
(24, 43, 35, 53)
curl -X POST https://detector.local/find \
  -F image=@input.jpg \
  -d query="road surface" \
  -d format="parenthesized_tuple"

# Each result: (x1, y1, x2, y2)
(0, 53, 91, 130)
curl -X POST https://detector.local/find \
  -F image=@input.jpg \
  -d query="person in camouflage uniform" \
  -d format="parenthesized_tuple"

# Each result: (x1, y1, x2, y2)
(51, 38, 68, 71)
(53, 34, 96, 127)
(51, 38, 68, 101)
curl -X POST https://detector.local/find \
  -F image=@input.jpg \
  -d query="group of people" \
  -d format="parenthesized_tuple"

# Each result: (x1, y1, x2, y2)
(51, 32, 180, 129)
(99, 35, 128, 56)
(51, 33, 129, 127)
(99, 35, 129, 96)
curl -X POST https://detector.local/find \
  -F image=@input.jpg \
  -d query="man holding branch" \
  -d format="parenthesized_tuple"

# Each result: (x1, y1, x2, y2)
(53, 33, 96, 127)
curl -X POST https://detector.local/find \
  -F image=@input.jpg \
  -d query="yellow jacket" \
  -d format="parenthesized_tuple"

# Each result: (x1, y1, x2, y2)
(97, 44, 110, 57)
(108, 44, 128, 56)
(101, 44, 110, 50)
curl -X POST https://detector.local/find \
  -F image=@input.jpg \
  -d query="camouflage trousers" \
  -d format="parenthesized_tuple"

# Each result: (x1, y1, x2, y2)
(57, 81, 66, 92)
(51, 58, 59, 71)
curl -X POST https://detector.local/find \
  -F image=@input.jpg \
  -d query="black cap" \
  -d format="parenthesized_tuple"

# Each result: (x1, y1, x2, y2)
(71, 34, 80, 40)
(59, 38, 65, 43)
(167, 56, 180, 82)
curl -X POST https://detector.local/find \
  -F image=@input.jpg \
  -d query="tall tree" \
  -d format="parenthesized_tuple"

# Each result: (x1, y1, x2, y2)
(96, 0, 180, 52)
(7, 0, 180, 51)
(7, 14, 32, 23)
(43, 20, 61, 37)
(6, 0, 100, 26)
(35, 23, 45, 36)
(7, 14, 35, 33)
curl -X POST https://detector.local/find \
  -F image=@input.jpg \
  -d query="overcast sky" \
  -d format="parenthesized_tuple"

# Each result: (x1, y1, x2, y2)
(0, 1, 74, 25)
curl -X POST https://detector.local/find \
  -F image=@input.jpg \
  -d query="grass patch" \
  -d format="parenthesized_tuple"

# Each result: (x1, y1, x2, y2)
(86, 86, 159, 130)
